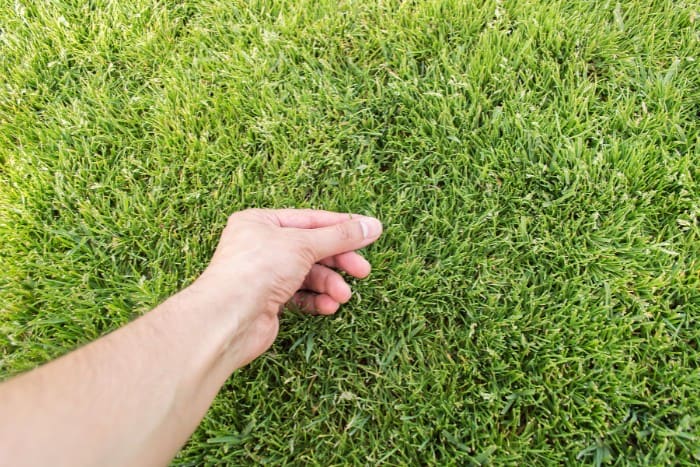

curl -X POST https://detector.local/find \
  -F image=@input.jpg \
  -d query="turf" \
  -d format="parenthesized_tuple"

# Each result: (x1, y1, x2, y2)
(1, 0, 699, 464)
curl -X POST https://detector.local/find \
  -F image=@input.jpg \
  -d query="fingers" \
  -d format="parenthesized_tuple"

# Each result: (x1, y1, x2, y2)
(289, 264, 354, 315)
(300, 218, 383, 261)
(320, 251, 371, 278)
(291, 291, 340, 315)
(266, 209, 376, 229)
(233, 208, 382, 261)
(302, 264, 352, 303)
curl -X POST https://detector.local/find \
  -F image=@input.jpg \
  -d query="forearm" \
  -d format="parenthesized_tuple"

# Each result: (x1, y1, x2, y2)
(0, 285, 243, 467)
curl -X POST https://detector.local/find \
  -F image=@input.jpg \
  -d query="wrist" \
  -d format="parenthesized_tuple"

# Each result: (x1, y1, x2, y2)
(154, 282, 247, 374)
(177, 267, 264, 370)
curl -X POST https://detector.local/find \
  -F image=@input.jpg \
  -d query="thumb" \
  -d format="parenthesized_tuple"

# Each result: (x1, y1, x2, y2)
(301, 217, 383, 261)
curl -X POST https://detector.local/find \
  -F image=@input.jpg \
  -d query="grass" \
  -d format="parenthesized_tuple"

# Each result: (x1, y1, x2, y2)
(1, 0, 699, 464)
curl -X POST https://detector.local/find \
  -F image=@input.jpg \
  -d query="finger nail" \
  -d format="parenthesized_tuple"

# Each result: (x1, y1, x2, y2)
(360, 218, 382, 238)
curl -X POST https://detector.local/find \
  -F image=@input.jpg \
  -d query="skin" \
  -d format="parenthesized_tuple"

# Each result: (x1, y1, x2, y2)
(0, 208, 383, 466)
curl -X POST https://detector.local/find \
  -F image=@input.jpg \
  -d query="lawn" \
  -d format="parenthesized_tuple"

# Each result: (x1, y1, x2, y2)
(1, 0, 698, 464)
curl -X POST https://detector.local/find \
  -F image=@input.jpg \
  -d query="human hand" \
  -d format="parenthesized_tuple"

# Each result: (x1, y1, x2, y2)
(0, 208, 382, 467)
(188, 209, 383, 368)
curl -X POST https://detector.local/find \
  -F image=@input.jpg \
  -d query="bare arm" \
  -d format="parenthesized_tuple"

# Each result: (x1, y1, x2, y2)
(0, 209, 383, 466)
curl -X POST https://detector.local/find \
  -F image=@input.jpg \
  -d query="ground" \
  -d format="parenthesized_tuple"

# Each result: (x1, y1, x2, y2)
(1, 0, 698, 464)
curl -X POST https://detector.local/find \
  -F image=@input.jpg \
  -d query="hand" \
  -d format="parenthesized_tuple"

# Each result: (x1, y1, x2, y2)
(0, 208, 382, 467)
(188, 209, 383, 368)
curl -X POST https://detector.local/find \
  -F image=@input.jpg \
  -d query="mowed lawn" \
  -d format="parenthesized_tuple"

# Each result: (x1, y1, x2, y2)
(1, 0, 698, 464)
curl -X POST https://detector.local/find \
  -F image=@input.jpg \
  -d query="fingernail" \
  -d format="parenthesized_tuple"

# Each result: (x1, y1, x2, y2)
(360, 218, 382, 238)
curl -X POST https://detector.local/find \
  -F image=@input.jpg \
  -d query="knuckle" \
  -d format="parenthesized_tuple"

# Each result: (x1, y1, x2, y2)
(335, 223, 355, 241)
(230, 208, 261, 220)
(226, 209, 252, 226)
(226, 208, 269, 229)
(226, 212, 240, 225)
(323, 268, 334, 291)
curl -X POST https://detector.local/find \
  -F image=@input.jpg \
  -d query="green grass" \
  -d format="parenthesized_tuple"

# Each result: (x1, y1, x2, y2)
(1, 0, 699, 464)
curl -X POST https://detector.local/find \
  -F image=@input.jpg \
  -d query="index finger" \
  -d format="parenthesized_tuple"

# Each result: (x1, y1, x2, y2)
(269, 209, 375, 229)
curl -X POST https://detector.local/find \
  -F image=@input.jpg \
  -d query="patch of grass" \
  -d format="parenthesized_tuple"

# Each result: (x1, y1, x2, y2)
(1, 0, 699, 464)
